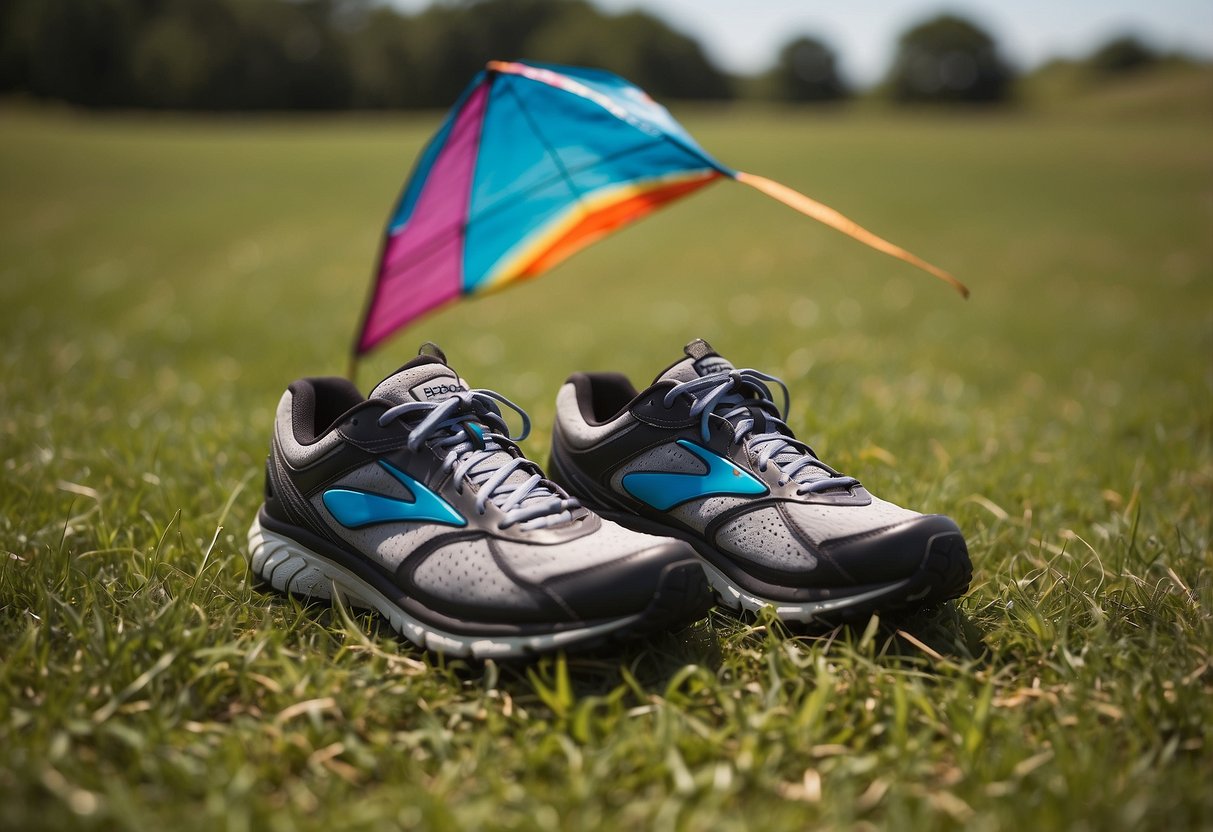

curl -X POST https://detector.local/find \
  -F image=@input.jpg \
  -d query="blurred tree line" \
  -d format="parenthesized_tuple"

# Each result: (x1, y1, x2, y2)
(0, 0, 729, 108)
(0, 0, 1194, 110)
(886, 15, 1011, 103)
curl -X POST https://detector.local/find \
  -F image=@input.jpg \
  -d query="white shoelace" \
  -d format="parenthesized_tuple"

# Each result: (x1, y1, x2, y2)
(379, 390, 579, 529)
(663, 369, 859, 495)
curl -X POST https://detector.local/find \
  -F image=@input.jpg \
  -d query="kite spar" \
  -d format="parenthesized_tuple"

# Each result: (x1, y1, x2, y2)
(354, 60, 968, 363)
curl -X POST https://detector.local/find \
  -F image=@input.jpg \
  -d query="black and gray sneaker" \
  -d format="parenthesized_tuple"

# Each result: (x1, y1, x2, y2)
(547, 339, 973, 624)
(247, 344, 713, 658)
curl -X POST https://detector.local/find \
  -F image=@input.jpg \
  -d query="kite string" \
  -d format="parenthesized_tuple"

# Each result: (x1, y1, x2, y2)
(734, 171, 970, 299)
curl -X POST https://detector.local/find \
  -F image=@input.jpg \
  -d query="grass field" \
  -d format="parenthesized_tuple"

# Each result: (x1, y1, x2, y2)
(1, 95, 1211, 830)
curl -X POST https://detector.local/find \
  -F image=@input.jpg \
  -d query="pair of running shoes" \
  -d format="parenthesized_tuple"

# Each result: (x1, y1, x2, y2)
(247, 338, 972, 659)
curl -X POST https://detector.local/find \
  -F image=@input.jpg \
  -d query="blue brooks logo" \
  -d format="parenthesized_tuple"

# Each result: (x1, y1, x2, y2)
(622, 439, 767, 511)
(323, 461, 466, 528)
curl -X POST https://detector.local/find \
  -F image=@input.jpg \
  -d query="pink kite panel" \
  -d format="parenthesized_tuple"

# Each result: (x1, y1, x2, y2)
(358, 84, 489, 352)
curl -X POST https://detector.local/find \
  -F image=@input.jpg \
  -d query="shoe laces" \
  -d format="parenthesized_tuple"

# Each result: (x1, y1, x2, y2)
(378, 390, 579, 529)
(662, 368, 860, 495)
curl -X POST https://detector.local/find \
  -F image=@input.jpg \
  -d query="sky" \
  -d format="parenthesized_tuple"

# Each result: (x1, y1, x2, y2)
(393, 0, 1213, 86)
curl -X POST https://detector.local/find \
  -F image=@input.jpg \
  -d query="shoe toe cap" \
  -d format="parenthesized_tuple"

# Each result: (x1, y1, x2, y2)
(541, 539, 706, 621)
(822, 513, 968, 585)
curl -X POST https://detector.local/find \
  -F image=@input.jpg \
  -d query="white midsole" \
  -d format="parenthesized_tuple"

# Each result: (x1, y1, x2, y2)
(246, 516, 644, 659)
(697, 558, 912, 623)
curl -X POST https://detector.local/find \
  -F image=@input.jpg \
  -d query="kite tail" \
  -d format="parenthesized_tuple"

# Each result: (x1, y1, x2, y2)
(733, 171, 969, 299)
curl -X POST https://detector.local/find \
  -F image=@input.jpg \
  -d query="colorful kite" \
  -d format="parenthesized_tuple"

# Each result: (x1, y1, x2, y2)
(355, 60, 967, 356)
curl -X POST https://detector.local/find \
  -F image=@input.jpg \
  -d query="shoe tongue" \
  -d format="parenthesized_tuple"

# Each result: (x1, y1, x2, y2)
(369, 355, 469, 404)
(370, 347, 576, 528)
(654, 338, 736, 384)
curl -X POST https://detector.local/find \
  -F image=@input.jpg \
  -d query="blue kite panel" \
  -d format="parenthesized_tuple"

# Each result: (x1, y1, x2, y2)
(523, 62, 732, 175)
(464, 72, 716, 286)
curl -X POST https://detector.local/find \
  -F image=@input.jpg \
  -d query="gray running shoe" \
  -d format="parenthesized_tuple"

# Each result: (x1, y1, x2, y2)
(247, 344, 713, 658)
(548, 339, 973, 624)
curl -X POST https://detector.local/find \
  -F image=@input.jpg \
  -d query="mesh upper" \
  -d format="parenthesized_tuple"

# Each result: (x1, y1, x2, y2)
(609, 442, 708, 485)
(782, 498, 918, 545)
(411, 539, 540, 610)
(313, 463, 679, 590)
(668, 495, 751, 532)
(494, 519, 668, 582)
(309, 471, 453, 572)
(715, 507, 817, 571)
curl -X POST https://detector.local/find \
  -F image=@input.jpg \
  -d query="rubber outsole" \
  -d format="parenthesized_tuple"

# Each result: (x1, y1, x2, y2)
(246, 516, 714, 659)
(591, 508, 973, 625)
